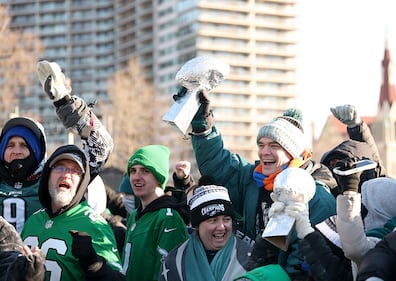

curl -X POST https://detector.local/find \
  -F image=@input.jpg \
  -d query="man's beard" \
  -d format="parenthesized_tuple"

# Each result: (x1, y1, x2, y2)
(48, 186, 76, 207)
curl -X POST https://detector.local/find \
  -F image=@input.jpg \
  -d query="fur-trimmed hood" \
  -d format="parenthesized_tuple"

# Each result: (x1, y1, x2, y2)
(39, 145, 90, 217)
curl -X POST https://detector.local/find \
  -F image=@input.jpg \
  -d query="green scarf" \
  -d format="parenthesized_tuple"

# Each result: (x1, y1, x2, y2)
(185, 232, 235, 281)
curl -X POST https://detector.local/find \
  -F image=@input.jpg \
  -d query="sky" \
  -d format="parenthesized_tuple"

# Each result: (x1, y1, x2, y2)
(294, 0, 396, 138)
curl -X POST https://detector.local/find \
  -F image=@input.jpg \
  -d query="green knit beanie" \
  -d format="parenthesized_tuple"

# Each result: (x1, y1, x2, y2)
(233, 264, 291, 281)
(127, 145, 170, 189)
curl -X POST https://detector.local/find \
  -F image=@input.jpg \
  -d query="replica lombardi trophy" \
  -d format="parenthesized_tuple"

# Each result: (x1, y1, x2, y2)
(162, 56, 230, 135)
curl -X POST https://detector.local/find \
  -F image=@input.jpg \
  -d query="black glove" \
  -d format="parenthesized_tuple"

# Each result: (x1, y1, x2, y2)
(69, 230, 102, 272)
(334, 157, 362, 193)
(172, 86, 188, 101)
(191, 90, 214, 135)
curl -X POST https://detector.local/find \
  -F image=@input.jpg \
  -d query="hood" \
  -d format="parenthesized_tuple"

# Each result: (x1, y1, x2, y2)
(309, 161, 338, 190)
(320, 140, 381, 184)
(321, 140, 375, 167)
(39, 145, 90, 216)
(135, 195, 190, 225)
(0, 117, 47, 186)
(361, 177, 396, 230)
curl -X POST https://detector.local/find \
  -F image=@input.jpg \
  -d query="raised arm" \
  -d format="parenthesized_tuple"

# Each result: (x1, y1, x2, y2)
(37, 61, 114, 178)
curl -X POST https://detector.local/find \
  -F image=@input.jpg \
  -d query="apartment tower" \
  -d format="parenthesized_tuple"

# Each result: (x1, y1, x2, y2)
(2, 0, 298, 165)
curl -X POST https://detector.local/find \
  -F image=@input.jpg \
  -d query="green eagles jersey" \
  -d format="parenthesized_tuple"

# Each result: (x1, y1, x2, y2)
(0, 180, 41, 233)
(21, 201, 122, 281)
(122, 207, 188, 281)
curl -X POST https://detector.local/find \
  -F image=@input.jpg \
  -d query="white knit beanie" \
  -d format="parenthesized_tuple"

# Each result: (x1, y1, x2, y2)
(257, 110, 308, 159)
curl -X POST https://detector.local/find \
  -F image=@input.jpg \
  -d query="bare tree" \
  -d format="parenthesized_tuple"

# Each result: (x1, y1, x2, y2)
(103, 58, 157, 171)
(103, 57, 198, 179)
(0, 5, 44, 124)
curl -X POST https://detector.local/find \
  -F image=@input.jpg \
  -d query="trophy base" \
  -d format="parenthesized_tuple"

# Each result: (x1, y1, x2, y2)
(262, 214, 296, 251)
(162, 91, 200, 135)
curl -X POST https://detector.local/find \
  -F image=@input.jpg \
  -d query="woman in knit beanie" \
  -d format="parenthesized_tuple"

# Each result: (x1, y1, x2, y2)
(122, 145, 189, 281)
(158, 184, 255, 281)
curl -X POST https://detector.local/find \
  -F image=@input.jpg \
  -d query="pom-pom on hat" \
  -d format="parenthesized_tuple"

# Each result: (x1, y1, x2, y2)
(257, 108, 308, 159)
(188, 185, 234, 227)
(127, 145, 170, 189)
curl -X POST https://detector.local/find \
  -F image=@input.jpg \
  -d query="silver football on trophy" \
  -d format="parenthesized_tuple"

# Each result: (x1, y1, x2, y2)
(162, 56, 230, 135)
(175, 56, 230, 92)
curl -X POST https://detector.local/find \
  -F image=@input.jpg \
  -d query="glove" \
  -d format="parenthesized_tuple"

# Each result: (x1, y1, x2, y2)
(191, 90, 214, 135)
(330, 104, 361, 127)
(175, 161, 191, 179)
(69, 230, 102, 272)
(268, 201, 285, 219)
(172, 86, 188, 102)
(284, 202, 314, 239)
(334, 157, 362, 193)
(37, 60, 72, 102)
(56, 95, 91, 130)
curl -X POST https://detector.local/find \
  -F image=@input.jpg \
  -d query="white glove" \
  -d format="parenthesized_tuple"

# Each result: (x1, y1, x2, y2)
(268, 201, 285, 219)
(37, 60, 72, 101)
(330, 104, 361, 127)
(285, 202, 314, 239)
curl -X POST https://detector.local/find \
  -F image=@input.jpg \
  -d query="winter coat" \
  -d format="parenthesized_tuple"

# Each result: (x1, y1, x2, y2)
(336, 177, 396, 280)
(298, 231, 353, 281)
(357, 230, 396, 281)
(0, 215, 45, 281)
(347, 122, 386, 175)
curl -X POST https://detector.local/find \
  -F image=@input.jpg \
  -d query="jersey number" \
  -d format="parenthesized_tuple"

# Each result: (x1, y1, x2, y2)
(24, 236, 67, 281)
(3, 197, 25, 233)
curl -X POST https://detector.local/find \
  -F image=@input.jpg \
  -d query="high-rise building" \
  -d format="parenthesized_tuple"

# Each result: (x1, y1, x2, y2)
(1, 0, 116, 153)
(2, 0, 298, 164)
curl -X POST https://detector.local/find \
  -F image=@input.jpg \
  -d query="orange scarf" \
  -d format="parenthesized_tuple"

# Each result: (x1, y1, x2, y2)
(254, 149, 313, 191)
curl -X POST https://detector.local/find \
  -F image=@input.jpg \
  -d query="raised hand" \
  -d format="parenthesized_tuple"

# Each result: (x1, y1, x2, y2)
(37, 60, 72, 101)
(333, 157, 362, 193)
(175, 161, 191, 179)
(330, 104, 361, 127)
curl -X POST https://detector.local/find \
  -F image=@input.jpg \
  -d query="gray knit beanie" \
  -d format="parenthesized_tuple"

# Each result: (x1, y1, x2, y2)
(256, 108, 307, 159)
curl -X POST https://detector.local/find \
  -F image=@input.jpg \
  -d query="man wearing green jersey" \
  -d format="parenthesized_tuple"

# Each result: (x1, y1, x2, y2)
(21, 144, 125, 281)
(121, 145, 189, 281)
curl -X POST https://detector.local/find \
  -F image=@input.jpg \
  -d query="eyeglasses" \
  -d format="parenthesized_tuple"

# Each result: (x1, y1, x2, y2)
(51, 166, 83, 176)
